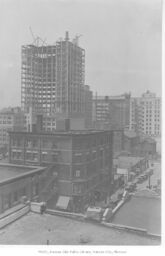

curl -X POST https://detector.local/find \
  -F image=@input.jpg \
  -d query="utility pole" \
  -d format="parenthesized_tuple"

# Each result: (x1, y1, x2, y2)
(148, 169, 153, 189)
(148, 174, 151, 189)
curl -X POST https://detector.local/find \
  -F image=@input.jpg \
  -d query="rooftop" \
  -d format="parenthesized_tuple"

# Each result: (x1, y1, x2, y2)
(93, 93, 131, 101)
(0, 212, 160, 245)
(113, 156, 144, 169)
(9, 129, 113, 136)
(140, 137, 156, 144)
(0, 163, 46, 185)
(0, 107, 22, 114)
(111, 191, 161, 236)
(124, 130, 137, 138)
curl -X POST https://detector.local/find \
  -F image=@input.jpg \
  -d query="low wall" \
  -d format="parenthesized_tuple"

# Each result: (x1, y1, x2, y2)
(101, 221, 161, 239)
(101, 221, 147, 234)
(0, 204, 30, 229)
(112, 200, 125, 214)
(45, 208, 160, 240)
(46, 208, 85, 221)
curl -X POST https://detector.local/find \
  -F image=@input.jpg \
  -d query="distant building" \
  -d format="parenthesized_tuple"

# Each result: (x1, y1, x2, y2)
(92, 93, 130, 130)
(0, 107, 24, 148)
(84, 85, 93, 129)
(136, 137, 157, 157)
(113, 156, 148, 184)
(112, 130, 124, 157)
(123, 130, 139, 154)
(123, 130, 156, 157)
(21, 32, 92, 130)
(9, 130, 113, 212)
(129, 98, 138, 131)
(129, 91, 161, 137)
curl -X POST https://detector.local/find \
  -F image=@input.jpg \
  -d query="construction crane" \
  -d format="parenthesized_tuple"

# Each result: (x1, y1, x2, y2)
(73, 34, 82, 46)
(29, 26, 47, 46)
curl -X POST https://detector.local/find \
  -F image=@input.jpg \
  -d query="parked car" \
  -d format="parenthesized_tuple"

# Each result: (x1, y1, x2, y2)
(144, 174, 148, 179)
(125, 183, 136, 192)
(140, 174, 148, 180)
(137, 176, 144, 183)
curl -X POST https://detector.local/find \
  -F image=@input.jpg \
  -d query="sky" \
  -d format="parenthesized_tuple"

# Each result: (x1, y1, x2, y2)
(0, 0, 162, 108)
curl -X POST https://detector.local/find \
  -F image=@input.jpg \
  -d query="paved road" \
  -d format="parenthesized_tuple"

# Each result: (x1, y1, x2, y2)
(136, 161, 161, 190)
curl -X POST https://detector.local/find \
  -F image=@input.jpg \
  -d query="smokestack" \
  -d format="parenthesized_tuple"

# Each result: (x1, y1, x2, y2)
(65, 31, 69, 41)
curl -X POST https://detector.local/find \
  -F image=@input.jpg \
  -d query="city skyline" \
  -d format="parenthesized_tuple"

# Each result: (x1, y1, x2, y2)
(0, 0, 162, 250)
(0, 0, 162, 109)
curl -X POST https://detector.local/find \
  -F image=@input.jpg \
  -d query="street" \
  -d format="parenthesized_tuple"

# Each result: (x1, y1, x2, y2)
(136, 161, 161, 190)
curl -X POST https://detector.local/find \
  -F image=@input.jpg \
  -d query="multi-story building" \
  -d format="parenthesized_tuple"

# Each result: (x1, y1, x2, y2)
(92, 93, 130, 130)
(0, 107, 24, 149)
(8, 130, 113, 212)
(92, 95, 110, 129)
(21, 32, 92, 129)
(129, 98, 138, 132)
(0, 164, 49, 214)
(84, 85, 93, 129)
(122, 130, 156, 157)
(129, 91, 161, 137)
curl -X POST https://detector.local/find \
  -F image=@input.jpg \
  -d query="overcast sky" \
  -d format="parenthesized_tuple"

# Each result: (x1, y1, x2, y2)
(0, 0, 162, 108)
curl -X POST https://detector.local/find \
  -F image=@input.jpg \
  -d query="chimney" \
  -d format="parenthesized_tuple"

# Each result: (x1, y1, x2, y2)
(65, 31, 69, 41)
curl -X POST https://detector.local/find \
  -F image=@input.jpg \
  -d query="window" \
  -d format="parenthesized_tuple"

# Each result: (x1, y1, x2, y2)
(74, 154, 82, 163)
(26, 152, 38, 161)
(86, 152, 90, 162)
(75, 170, 81, 177)
(73, 184, 83, 194)
(20, 187, 26, 196)
(52, 151, 58, 162)
(3, 194, 11, 210)
(14, 191, 18, 202)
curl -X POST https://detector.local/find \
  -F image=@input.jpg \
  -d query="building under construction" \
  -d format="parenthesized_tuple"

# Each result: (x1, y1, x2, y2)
(21, 31, 92, 130)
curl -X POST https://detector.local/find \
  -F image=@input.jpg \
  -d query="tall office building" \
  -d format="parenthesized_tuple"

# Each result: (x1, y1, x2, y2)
(129, 91, 161, 137)
(21, 32, 92, 130)
(92, 93, 130, 130)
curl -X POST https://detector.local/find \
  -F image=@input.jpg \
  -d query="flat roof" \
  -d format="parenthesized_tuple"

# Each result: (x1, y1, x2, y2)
(0, 166, 32, 181)
(111, 195, 161, 235)
(124, 130, 137, 138)
(8, 130, 113, 136)
(0, 163, 46, 185)
(0, 212, 159, 245)
(113, 156, 144, 169)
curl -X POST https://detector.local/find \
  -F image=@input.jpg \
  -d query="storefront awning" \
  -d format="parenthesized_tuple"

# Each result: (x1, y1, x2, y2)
(56, 196, 70, 210)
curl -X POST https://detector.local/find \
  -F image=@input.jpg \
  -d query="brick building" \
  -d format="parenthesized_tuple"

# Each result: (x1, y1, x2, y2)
(8, 130, 113, 212)
(123, 130, 156, 157)
(0, 164, 52, 214)
(0, 107, 24, 150)
(92, 93, 130, 130)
